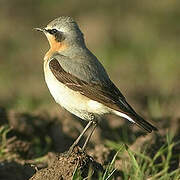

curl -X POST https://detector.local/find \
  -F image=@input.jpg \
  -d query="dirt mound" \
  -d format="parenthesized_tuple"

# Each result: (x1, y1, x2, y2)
(30, 146, 103, 180)
(0, 107, 179, 179)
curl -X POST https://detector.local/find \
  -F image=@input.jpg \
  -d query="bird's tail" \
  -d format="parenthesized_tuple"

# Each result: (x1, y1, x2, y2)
(114, 110, 158, 133)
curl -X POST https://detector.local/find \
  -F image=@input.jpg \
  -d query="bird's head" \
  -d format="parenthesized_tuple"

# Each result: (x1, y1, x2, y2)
(35, 16, 85, 53)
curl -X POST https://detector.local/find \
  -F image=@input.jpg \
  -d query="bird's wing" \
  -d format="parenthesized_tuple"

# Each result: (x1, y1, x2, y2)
(49, 58, 157, 133)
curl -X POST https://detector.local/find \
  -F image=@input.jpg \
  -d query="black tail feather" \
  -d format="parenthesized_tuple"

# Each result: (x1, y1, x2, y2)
(133, 114, 158, 133)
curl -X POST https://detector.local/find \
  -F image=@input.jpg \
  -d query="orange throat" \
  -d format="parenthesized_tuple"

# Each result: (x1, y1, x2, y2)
(44, 35, 67, 61)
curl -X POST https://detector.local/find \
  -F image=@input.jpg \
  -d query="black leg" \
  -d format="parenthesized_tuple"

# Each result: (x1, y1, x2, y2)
(82, 122, 97, 151)
(68, 121, 93, 154)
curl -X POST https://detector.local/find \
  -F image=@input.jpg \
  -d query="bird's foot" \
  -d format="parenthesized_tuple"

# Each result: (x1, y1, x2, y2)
(67, 145, 84, 156)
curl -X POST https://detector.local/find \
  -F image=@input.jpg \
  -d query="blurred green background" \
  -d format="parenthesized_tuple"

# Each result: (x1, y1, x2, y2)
(0, 0, 180, 121)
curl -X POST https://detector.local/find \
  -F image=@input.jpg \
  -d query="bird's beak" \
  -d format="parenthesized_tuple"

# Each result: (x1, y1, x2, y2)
(33, 27, 46, 32)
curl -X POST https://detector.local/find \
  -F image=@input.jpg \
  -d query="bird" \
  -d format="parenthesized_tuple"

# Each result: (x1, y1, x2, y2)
(35, 16, 157, 152)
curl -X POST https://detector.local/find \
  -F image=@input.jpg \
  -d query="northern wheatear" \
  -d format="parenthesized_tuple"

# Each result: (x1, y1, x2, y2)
(35, 16, 157, 152)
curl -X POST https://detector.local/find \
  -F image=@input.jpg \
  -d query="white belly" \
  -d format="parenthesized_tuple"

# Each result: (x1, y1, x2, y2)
(44, 61, 110, 120)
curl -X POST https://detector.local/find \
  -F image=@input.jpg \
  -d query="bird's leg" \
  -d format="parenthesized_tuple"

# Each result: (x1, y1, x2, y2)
(68, 121, 93, 154)
(82, 122, 97, 151)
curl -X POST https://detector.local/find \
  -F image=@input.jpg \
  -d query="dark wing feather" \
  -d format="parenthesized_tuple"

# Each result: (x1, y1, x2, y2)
(49, 58, 157, 133)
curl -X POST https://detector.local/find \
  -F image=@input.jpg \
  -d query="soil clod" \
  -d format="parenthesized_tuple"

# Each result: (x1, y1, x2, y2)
(29, 146, 103, 180)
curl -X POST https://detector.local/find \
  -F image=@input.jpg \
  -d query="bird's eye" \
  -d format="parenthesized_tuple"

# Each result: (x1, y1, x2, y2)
(46, 28, 65, 42)
(49, 29, 58, 34)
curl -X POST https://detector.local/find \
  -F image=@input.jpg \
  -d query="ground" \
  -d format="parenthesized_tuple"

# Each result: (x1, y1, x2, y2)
(0, 105, 179, 179)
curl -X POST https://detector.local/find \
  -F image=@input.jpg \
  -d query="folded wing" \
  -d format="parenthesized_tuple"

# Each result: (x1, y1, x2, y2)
(49, 58, 157, 133)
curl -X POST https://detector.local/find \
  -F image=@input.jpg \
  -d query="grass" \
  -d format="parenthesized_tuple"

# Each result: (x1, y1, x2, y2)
(99, 149, 121, 180)
(110, 135, 179, 180)
(0, 125, 11, 160)
(0, 125, 16, 161)
(71, 133, 180, 179)
(123, 136, 180, 180)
